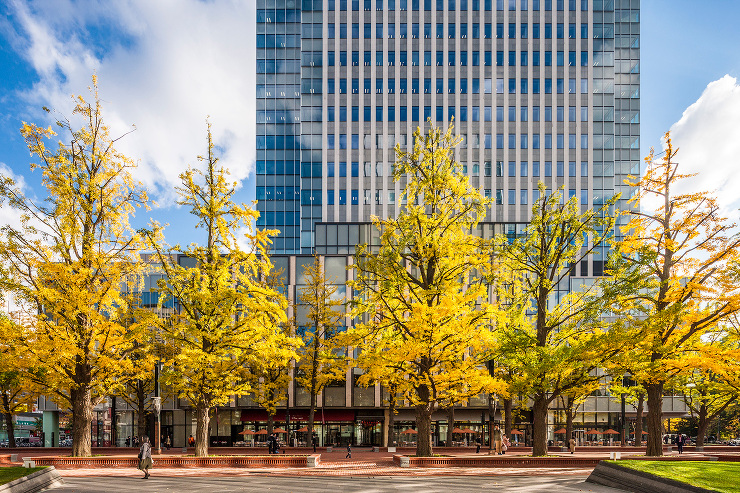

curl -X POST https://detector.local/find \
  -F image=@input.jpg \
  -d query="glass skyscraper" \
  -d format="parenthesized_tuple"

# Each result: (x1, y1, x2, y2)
(257, 0, 640, 256)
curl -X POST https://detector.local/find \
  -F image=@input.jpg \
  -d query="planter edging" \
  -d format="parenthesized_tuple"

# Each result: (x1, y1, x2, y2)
(0, 466, 64, 493)
(587, 460, 716, 493)
(30, 455, 313, 469)
(391, 454, 601, 468)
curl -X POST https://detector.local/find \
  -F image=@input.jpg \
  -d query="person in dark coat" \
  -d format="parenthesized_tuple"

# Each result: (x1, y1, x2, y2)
(677, 434, 684, 454)
(345, 443, 352, 459)
(138, 435, 153, 479)
(312, 433, 318, 453)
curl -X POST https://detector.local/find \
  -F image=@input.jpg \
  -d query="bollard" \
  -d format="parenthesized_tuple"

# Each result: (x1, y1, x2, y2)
(326, 446, 332, 453)
(23, 458, 36, 468)
(387, 446, 396, 453)
(373, 446, 380, 452)
(399, 456, 410, 468)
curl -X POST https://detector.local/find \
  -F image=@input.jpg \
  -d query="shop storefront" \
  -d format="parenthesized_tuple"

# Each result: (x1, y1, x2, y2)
(237, 409, 370, 447)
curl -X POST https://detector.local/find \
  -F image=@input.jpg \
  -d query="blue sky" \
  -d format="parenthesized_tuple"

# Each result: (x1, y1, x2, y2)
(1, 0, 740, 246)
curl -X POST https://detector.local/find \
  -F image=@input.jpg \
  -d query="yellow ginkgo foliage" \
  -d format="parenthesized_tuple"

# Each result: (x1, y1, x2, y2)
(610, 132, 740, 456)
(0, 78, 152, 457)
(347, 122, 505, 457)
(146, 122, 298, 457)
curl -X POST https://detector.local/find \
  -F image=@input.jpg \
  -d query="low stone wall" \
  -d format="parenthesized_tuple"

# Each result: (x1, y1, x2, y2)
(0, 467, 64, 493)
(30, 455, 317, 469)
(392, 454, 601, 468)
(587, 461, 715, 493)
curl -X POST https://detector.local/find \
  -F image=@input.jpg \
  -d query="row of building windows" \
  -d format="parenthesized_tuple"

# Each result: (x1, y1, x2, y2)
(319, 49, 601, 67)
(326, 104, 588, 122)
(258, 78, 637, 101)
(261, 105, 635, 124)
(318, 185, 591, 207)
(325, 77, 594, 94)
(326, 132, 589, 149)
(322, 0, 593, 12)
(322, 22, 594, 40)
(319, 159, 589, 177)
(257, 133, 634, 150)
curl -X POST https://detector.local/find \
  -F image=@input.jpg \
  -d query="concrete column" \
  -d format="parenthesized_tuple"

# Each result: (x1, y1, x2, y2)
(42, 411, 59, 447)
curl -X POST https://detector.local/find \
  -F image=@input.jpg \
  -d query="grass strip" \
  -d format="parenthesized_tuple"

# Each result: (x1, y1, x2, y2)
(613, 460, 740, 493)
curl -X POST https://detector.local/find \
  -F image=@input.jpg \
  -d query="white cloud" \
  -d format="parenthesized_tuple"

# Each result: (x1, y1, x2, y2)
(5, 0, 256, 205)
(663, 75, 740, 221)
(0, 162, 31, 232)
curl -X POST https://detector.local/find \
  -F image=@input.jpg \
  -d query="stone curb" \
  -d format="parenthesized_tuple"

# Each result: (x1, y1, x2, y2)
(0, 467, 64, 493)
(586, 461, 716, 493)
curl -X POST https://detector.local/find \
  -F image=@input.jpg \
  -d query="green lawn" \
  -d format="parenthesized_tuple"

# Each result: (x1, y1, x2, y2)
(0, 467, 47, 486)
(614, 460, 740, 493)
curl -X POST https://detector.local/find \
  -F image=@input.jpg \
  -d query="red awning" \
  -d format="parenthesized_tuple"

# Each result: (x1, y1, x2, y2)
(240, 409, 356, 423)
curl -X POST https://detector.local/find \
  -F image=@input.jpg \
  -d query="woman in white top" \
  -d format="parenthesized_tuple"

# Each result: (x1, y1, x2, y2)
(138, 435, 153, 479)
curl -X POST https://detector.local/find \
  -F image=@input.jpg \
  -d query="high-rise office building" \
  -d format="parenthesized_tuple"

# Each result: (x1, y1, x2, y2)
(257, 0, 640, 257)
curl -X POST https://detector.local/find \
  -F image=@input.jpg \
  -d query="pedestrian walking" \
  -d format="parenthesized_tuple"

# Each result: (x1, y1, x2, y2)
(493, 425, 502, 455)
(137, 435, 153, 479)
(569, 436, 576, 454)
(502, 435, 510, 454)
(188, 435, 195, 448)
(475, 435, 481, 453)
(345, 443, 352, 459)
(312, 433, 318, 453)
(165, 435, 171, 450)
(125, 436, 130, 447)
(677, 434, 684, 454)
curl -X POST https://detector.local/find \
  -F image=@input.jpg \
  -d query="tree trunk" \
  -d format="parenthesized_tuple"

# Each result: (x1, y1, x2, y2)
(446, 406, 454, 447)
(503, 398, 513, 437)
(267, 413, 275, 436)
(387, 393, 396, 447)
(2, 393, 15, 449)
(696, 405, 709, 448)
(645, 382, 664, 456)
(308, 390, 316, 446)
(415, 404, 433, 457)
(195, 401, 210, 457)
(71, 387, 93, 457)
(635, 393, 644, 447)
(565, 403, 574, 446)
(488, 394, 495, 452)
(137, 404, 147, 440)
(532, 394, 549, 457)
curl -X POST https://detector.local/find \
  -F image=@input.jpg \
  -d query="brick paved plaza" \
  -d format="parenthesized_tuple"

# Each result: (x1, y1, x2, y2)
(51, 475, 625, 492)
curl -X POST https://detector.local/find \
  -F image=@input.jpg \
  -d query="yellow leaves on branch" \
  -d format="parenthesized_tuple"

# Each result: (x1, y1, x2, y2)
(0, 77, 151, 412)
(350, 121, 504, 413)
(150, 122, 296, 411)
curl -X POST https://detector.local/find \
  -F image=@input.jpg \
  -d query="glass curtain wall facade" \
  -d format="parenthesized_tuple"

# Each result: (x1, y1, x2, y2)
(257, 0, 640, 260)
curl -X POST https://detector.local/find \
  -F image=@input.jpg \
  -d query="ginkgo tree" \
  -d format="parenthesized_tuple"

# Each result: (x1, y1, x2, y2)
(295, 255, 346, 440)
(347, 122, 504, 457)
(146, 122, 298, 457)
(608, 133, 740, 456)
(248, 268, 297, 436)
(494, 183, 620, 456)
(0, 79, 152, 456)
(0, 314, 40, 449)
(673, 338, 740, 448)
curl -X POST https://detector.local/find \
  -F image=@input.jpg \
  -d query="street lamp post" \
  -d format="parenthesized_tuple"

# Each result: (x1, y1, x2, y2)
(153, 360, 162, 455)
